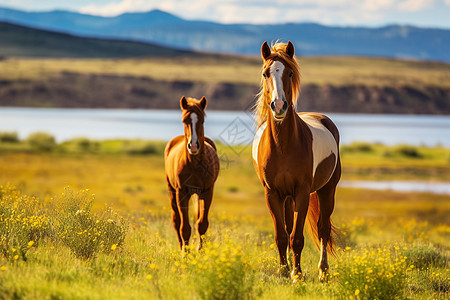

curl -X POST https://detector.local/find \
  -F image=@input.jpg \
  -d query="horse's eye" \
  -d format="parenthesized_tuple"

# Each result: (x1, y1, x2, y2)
(289, 71, 294, 78)
(262, 72, 269, 79)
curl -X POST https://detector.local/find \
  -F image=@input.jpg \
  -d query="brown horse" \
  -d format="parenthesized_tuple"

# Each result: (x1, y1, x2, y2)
(252, 41, 341, 282)
(165, 96, 220, 252)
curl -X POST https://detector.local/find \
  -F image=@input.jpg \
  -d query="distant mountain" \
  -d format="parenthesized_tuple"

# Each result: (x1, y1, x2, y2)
(1, 6, 450, 61)
(0, 21, 192, 58)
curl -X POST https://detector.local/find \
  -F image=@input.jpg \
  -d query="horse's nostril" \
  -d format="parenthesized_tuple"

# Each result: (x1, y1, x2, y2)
(188, 142, 192, 149)
(270, 101, 276, 111)
(196, 141, 200, 149)
(282, 101, 288, 111)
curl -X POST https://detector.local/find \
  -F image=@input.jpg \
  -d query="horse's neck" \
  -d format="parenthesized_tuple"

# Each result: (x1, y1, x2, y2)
(267, 106, 300, 150)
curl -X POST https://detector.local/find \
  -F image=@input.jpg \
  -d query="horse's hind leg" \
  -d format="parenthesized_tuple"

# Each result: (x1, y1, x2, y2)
(167, 181, 182, 249)
(316, 159, 341, 282)
(176, 189, 192, 252)
(196, 187, 213, 251)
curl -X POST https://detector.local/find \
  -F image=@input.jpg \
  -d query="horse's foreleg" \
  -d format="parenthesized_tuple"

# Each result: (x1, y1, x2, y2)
(290, 192, 310, 282)
(196, 188, 213, 251)
(176, 189, 191, 252)
(266, 188, 289, 277)
(316, 159, 340, 282)
(167, 182, 182, 249)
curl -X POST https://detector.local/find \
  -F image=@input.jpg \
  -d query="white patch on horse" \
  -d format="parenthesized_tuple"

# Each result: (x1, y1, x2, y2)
(252, 122, 267, 166)
(270, 61, 286, 106)
(299, 115, 338, 182)
(190, 112, 198, 147)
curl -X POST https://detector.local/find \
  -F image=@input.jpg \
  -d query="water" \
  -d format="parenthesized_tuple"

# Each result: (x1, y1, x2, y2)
(1, 107, 449, 147)
(340, 180, 450, 195)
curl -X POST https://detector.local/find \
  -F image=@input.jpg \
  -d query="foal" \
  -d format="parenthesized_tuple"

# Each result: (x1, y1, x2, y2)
(164, 96, 219, 251)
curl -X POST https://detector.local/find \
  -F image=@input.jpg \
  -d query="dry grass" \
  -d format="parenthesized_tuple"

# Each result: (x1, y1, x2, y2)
(1, 55, 449, 87)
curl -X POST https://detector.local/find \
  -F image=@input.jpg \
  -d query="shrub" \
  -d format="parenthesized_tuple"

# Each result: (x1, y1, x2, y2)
(184, 236, 255, 300)
(50, 188, 128, 259)
(337, 217, 368, 248)
(0, 184, 49, 261)
(334, 245, 412, 300)
(26, 132, 56, 152)
(384, 145, 423, 158)
(124, 141, 158, 155)
(0, 132, 19, 143)
(67, 137, 99, 153)
(340, 142, 374, 154)
(404, 245, 447, 270)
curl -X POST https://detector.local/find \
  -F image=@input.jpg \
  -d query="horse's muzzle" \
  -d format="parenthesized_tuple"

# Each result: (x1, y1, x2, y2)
(271, 100, 288, 120)
(188, 141, 200, 155)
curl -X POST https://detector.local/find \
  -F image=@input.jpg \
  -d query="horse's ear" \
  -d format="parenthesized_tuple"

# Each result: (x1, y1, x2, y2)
(200, 96, 207, 110)
(286, 41, 295, 58)
(180, 96, 189, 110)
(261, 41, 271, 61)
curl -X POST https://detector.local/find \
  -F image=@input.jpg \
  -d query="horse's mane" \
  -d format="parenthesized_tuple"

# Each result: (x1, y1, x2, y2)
(181, 97, 206, 119)
(254, 42, 301, 126)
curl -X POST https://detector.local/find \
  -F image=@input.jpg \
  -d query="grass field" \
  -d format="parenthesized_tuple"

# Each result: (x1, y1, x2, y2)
(1, 55, 449, 88)
(0, 137, 449, 299)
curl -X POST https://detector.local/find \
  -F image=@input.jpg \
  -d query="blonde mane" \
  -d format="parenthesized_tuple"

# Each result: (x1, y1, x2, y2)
(254, 42, 301, 126)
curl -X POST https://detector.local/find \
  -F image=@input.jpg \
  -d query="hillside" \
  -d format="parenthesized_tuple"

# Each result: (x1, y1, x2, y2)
(1, 7, 449, 61)
(1, 56, 449, 114)
(0, 22, 192, 58)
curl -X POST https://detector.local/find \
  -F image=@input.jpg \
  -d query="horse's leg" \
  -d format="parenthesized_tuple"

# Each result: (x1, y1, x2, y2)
(290, 191, 310, 282)
(266, 188, 290, 277)
(167, 181, 182, 249)
(285, 197, 294, 239)
(176, 189, 191, 252)
(316, 159, 341, 282)
(196, 187, 213, 251)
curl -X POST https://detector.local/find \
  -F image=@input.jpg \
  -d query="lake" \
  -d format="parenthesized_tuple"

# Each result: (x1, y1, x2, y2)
(1, 107, 450, 147)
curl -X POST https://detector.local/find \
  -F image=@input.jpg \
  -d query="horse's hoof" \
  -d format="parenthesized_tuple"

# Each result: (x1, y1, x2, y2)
(279, 265, 290, 278)
(181, 245, 191, 257)
(291, 269, 304, 283)
(318, 269, 330, 283)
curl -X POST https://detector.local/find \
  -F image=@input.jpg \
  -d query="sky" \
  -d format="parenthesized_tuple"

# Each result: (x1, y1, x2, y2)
(1, 0, 450, 29)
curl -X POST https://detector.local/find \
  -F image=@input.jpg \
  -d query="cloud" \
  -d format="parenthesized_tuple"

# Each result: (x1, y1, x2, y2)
(80, 0, 155, 16)
(398, 0, 433, 12)
(78, 0, 440, 25)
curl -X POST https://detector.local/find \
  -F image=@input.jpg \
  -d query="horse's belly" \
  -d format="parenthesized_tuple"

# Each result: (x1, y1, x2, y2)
(299, 115, 338, 190)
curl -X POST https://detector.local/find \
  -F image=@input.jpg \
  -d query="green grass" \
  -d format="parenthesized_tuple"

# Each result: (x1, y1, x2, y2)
(0, 139, 449, 299)
(1, 55, 449, 87)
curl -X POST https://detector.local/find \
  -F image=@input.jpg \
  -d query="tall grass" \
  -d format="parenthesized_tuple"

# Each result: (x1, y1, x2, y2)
(0, 184, 448, 299)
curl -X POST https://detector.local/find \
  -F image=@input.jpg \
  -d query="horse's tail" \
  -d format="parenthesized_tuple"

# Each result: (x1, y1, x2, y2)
(305, 192, 338, 257)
